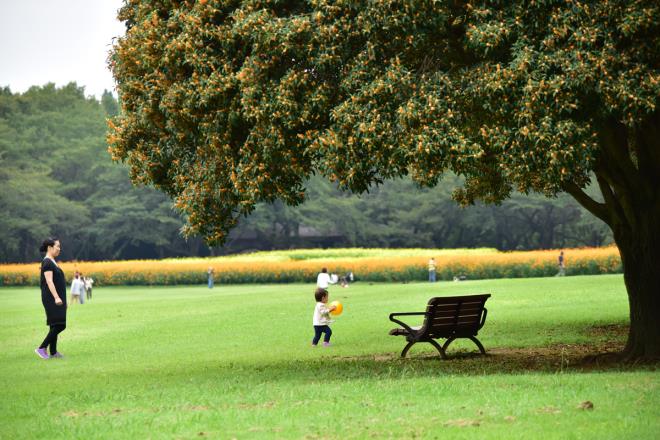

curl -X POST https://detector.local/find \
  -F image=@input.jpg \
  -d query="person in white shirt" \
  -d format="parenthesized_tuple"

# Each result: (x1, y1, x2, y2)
(312, 288, 337, 347)
(316, 267, 337, 289)
(70, 272, 85, 305)
(78, 273, 85, 304)
(84, 276, 94, 300)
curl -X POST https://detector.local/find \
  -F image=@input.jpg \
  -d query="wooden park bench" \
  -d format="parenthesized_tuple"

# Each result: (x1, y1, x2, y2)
(388, 294, 491, 359)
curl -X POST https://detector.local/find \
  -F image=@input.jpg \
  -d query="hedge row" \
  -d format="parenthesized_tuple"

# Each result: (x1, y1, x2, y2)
(0, 247, 622, 286)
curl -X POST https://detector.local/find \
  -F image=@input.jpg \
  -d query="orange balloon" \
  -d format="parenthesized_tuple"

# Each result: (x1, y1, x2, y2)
(329, 300, 343, 316)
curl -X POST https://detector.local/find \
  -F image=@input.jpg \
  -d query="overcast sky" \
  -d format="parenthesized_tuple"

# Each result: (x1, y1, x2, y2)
(0, 0, 125, 98)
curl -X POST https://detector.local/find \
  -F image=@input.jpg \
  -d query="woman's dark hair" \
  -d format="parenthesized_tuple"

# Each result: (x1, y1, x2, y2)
(39, 237, 59, 253)
(321, 267, 327, 273)
(314, 288, 328, 302)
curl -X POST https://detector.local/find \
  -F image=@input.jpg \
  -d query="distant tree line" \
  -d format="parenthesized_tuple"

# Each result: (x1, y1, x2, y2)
(0, 84, 611, 263)
(234, 176, 612, 254)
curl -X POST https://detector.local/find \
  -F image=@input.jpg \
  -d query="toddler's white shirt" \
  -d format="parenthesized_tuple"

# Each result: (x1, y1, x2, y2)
(313, 302, 333, 326)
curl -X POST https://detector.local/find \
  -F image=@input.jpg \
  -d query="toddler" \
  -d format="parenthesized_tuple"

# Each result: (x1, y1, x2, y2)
(312, 288, 336, 347)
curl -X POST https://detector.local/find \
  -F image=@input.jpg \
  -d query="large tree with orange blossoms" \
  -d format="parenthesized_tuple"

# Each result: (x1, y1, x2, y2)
(109, 0, 659, 359)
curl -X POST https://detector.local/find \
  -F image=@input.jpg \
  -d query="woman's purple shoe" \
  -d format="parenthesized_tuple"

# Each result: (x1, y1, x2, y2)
(51, 352, 64, 359)
(34, 348, 49, 359)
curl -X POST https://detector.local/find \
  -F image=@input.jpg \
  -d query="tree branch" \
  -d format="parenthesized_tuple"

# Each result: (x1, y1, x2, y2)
(561, 181, 610, 225)
(599, 122, 640, 197)
(596, 124, 641, 229)
(598, 156, 642, 229)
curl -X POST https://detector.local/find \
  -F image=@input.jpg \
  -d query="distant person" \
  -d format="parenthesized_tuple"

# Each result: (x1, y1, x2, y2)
(312, 288, 337, 347)
(78, 273, 85, 304)
(316, 267, 336, 289)
(339, 271, 353, 288)
(70, 272, 84, 305)
(428, 257, 437, 283)
(207, 267, 214, 289)
(35, 238, 67, 359)
(84, 276, 94, 300)
(557, 251, 566, 276)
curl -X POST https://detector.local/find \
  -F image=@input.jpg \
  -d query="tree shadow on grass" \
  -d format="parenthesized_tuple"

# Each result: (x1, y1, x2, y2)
(320, 323, 660, 377)
(240, 324, 657, 382)
(144, 324, 657, 384)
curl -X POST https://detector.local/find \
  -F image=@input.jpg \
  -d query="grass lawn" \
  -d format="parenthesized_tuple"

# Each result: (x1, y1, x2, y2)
(1, 274, 658, 439)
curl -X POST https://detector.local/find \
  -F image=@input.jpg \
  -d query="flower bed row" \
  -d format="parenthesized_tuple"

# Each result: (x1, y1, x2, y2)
(0, 246, 622, 286)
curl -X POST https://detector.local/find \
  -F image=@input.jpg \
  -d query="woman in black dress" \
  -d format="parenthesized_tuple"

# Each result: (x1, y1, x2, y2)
(35, 238, 67, 359)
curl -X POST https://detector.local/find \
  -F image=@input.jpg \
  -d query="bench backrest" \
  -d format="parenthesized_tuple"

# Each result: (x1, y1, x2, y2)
(420, 294, 491, 338)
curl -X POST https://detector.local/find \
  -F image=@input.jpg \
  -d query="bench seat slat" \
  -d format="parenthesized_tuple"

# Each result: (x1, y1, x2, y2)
(429, 318, 480, 326)
(431, 312, 482, 318)
(429, 316, 481, 325)
(432, 300, 484, 307)
(430, 306, 485, 314)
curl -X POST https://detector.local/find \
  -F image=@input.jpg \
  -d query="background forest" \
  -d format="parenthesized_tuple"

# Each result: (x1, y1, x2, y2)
(0, 84, 612, 263)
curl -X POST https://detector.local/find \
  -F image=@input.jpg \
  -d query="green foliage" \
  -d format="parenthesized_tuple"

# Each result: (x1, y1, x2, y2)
(1, 276, 658, 438)
(0, 84, 611, 263)
(100, 90, 119, 117)
(227, 175, 612, 252)
(109, 0, 659, 244)
(0, 84, 196, 262)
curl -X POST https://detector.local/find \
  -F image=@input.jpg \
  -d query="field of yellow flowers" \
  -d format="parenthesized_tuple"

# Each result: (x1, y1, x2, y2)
(0, 247, 622, 286)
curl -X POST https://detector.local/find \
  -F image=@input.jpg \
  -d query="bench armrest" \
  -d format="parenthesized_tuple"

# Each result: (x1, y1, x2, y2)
(478, 308, 488, 330)
(389, 312, 426, 336)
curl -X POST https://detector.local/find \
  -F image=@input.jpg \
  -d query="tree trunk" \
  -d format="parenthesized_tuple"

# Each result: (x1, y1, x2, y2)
(613, 222, 660, 360)
(564, 115, 660, 360)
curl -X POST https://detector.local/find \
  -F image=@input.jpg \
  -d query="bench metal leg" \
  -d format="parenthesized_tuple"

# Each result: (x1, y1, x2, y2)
(469, 336, 487, 354)
(400, 341, 415, 358)
(442, 337, 456, 352)
(428, 339, 448, 360)
(401, 340, 448, 359)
